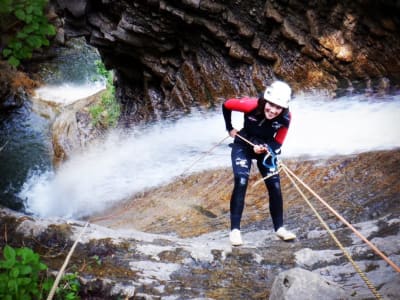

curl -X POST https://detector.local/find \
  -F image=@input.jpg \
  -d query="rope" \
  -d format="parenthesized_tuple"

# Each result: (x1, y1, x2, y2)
(180, 135, 230, 176)
(89, 135, 231, 223)
(281, 165, 383, 299)
(252, 170, 279, 187)
(234, 132, 399, 297)
(88, 130, 397, 298)
(235, 133, 255, 147)
(235, 133, 400, 272)
(46, 221, 89, 300)
(280, 162, 400, 274)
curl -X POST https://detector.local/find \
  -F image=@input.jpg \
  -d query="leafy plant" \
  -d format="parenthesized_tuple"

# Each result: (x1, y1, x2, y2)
(0, 0, 56, 67)
(91, 255, 102, 266)
(0, 245, 53, 300)
(89, 60, 120, 128)
(0, 245, 81, 300)
(55, 272, 80, 300)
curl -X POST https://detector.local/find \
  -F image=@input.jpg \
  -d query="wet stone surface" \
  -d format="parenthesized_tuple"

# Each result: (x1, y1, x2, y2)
(1, 149, 399, 299)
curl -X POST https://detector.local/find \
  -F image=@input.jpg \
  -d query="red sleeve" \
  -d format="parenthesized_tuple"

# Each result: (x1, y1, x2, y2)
(274, 112, 291, 145)
(224, 97, 258, 113)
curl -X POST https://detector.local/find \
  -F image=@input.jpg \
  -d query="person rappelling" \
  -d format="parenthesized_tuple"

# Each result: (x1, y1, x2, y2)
(222, 80, 296, 246)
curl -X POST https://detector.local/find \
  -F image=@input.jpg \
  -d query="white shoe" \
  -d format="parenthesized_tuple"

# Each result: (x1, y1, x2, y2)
(229, 229, 243, 246)
(276, 227, 296, 241)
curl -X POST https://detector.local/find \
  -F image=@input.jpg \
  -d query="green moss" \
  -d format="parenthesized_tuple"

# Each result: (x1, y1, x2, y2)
(89, 61, 120, 128)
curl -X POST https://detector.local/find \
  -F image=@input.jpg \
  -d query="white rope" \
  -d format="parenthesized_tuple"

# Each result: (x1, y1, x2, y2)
(46, 221, 89, 300)
(281, 164, 383, 299)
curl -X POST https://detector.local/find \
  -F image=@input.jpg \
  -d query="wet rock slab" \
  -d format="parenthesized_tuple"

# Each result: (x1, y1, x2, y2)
(1, 150, 399, 299)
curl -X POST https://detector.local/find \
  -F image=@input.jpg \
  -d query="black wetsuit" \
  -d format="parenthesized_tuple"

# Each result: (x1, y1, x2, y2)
(222, 97, 291, 231)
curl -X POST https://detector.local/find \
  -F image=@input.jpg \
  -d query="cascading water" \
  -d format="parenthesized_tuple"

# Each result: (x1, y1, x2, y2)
(32, 37, 105, 108)
(0, 38, 104, 210)
(18, 92, 400, 218)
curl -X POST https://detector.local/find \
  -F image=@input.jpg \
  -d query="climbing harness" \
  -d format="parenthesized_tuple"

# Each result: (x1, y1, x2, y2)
(262, 145, 278, 172)
(235, 133, 280, 185)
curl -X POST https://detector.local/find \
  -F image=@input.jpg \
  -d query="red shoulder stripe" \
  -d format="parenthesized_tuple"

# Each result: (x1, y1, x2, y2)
(275, 127, 288, 145)
(274, 112, 291, 145)
(224, 97, 258, 113)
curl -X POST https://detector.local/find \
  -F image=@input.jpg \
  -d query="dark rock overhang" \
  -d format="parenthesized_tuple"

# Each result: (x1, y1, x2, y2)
(51, 0, 400, 122)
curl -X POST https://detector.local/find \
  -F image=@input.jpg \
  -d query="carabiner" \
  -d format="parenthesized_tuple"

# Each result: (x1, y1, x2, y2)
(262, 147, 278, 172)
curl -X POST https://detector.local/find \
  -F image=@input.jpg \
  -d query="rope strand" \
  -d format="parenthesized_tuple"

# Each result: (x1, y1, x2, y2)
(90, 135, 230, 223)
(236, 132, 400, 273)
(180, 135, 229, 176)
(46, 222, 89, 300)
(280, 162, 400, 274)
(234, 132, 397, 298)
(281, 165, 383, 299)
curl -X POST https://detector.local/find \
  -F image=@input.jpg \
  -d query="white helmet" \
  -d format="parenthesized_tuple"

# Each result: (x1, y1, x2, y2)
(263, 80, 291, 108)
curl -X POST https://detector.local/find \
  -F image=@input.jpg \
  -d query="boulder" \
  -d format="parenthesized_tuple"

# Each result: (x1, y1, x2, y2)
(269, 267, 348, 300)
(51, 89, 105, 165)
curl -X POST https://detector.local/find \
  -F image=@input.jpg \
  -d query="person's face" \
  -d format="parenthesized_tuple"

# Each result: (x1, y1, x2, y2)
(264, 101, 283, 119)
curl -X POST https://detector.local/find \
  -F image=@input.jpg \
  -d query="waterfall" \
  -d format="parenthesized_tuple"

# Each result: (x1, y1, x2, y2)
(18, 91, 400, 218)
(0, 37, 104, 210)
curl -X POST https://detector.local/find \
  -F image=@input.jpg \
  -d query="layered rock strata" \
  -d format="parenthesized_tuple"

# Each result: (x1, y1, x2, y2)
(53, 0, 400, 122)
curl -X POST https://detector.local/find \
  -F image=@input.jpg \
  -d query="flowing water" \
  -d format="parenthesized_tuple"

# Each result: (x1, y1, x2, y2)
(16, 91, 400, 219)
(0, 37, 104, 210)
(0, 104, 52, 210)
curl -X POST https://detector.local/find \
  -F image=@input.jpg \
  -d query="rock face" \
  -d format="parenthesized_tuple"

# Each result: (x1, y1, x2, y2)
(50, 90, 105, 165)
(51, 0, 400, 122)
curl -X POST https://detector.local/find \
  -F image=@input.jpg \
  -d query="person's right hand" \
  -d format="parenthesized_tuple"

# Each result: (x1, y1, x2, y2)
(253, 144, 268, 154)
(229, 129, 238, 138)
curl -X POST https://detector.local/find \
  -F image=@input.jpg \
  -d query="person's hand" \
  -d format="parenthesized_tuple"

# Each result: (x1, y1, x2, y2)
(253, 144, 268, 154)
(229, 129, 238, 138)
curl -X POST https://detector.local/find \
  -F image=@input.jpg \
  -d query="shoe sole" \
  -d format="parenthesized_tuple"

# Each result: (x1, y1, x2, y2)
(277, 235, 296, 241)
(231, 242, 243, 246)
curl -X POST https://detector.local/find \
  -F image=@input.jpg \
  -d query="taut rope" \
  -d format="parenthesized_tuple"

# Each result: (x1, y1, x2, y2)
(180, 135, 229, 176)
(89, 135, 231, 223)
(280, 162, 400, 274)
(233, 133, 399, 299)
(281, 164, 383, 299)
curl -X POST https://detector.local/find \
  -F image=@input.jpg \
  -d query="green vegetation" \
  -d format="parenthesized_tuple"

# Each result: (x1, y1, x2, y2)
(0, 0, 56, 67)
(89, 60, 120, 128)
(0, 245, 52, 299)
(0, 245, 80, 300)
(54, 272, 80, 300)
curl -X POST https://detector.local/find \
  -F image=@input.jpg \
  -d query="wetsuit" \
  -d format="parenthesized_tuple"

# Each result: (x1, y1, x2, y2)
(222, 97, 291, 231)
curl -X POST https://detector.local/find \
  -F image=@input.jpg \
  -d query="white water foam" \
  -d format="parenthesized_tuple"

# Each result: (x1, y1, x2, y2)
(19, 92, 400, 218)
(284, 93, 400, 157)
(34, 82, 105, 105)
